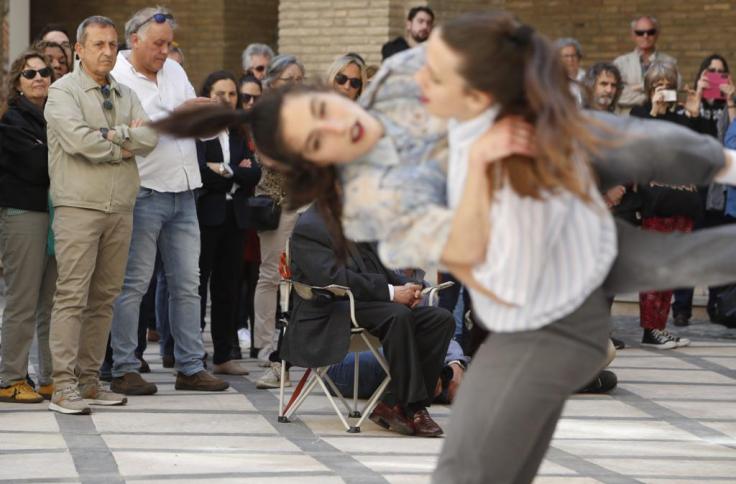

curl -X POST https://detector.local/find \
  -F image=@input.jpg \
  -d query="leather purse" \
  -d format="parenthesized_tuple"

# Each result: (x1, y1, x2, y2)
(244, 195, 281, 231)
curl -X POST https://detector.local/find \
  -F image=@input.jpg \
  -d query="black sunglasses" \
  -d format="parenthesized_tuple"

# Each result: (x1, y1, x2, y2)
(335, 73, 362, 90)
(707, 67, 727, 74)
(101, 84, 113, 110)
(21, 67, 52, 80)
(241, 93, 260, 103)
(634, 28, 657, 37)
(133, 12, 174, 33)
(252, 65, 267, 73)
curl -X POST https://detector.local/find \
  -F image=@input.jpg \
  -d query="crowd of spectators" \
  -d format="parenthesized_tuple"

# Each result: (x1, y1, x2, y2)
(0, 5, 733, 437)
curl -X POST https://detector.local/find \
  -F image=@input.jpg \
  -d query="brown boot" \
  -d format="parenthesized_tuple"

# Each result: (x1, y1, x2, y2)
(175, 370, 229, 391)
(111, 372, 158, 395)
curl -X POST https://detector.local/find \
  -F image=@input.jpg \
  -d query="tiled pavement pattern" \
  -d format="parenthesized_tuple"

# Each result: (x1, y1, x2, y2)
(1, 275, 736, 484)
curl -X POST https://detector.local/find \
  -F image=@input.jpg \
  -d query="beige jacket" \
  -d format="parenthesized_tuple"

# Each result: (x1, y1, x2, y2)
(45, 66, 158, 213)
(613, 49, 678, 111)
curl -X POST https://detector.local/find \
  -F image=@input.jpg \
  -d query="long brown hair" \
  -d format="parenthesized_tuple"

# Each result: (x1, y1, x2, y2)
(441, 11, 602, 201)
(151, 84, 346, 252)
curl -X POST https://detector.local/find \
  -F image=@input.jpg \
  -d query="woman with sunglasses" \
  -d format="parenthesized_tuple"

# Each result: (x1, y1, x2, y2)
(325, 54, 366, 101)
(0, 50, 56, 404)
(238, 74, 262, 111)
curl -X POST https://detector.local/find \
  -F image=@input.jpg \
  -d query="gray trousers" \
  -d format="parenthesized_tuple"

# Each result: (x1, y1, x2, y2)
(432, 218, 736, 483)
(433, 287, 610, 484)
(0, 210, 56, 386)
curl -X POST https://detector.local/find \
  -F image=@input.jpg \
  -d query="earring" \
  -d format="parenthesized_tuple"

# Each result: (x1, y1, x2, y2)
(18, 90, 24, 96)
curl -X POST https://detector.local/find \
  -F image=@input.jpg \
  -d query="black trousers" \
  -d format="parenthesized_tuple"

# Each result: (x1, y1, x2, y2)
(354, 302, 454, 407)
(199, 203, 245, 365)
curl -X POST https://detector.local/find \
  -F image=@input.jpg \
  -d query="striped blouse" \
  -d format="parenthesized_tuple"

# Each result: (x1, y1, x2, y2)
(447, 108, 618, 333)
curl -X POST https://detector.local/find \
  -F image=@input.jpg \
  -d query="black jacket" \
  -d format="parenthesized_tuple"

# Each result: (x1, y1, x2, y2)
(381, 36, 410, 62)
(282, 205, 411, 368)
(0, 97, 50, 211)
(196, 129, 261, 227)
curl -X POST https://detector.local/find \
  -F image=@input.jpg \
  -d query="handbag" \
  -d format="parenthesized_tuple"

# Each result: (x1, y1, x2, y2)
(244, 195, 281, 231)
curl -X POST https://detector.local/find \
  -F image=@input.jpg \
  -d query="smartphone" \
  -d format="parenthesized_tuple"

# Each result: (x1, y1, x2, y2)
(703, 72, 729, 101)
(660, 89, 677, 102)
(420, 281, 455, 296)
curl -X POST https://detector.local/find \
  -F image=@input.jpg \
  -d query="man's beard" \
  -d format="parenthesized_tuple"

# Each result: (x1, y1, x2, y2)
(410, 30, 430, 43)
(595, 94, 614, 110)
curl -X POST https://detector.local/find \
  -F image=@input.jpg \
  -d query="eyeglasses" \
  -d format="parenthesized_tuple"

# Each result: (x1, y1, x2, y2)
(21, 67, 52, 80)
(132, 12, 174, 34)
(335, 73, 363, 90)
(241, 93, 260, 103)
(634, 28, 657, 37)
(101, 84, 113, 110)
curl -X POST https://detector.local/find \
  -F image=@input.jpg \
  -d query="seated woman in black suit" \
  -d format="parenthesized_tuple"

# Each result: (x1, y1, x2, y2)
(196, 70, 262, 375)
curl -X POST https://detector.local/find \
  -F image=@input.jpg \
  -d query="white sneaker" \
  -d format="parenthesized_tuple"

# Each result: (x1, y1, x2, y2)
(256, 362, 291, 389)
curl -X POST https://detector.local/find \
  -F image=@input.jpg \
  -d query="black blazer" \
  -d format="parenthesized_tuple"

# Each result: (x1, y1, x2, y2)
(0, 97, 49, 211)
(196, 129, 261, 227)
(282, 205, 412, 368)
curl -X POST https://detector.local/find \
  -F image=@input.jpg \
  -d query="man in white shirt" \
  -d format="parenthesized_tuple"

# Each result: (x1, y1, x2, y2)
(613, 16, 677, 114)
(109, 6, 228, 395)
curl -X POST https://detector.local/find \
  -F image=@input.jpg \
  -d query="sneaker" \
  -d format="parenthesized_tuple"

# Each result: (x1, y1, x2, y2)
(111, 372, 158, 395)
(661, 329, 691, 348)
(38, 384, 53, 401)
(79, 381, 128, 406)
(578, 370, 618, 394)
(175, 370, 229, 391)
(641, 328, 677, 349)
(256, 362, 290, 389)
(0, 381, 44, 403)
(49, 386, 91, 414)
(673, 314, 690, 327)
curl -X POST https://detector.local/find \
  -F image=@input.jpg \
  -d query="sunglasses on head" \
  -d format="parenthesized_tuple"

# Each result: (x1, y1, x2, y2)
(634, 28, 657, 37)
(101, 84, 113, 110)
(335, 73, 362, 90)
(241, 93, 260, 103)
(21, 67, 52, 80)
(134, 12, 174, 33)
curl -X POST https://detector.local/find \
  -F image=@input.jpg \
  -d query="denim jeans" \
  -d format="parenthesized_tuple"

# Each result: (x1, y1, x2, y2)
(111, 189, 204, 377)
(155, 261, 175, 358)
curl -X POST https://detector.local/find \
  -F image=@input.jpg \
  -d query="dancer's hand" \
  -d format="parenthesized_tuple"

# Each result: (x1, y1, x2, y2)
(469, 116, 536, 167)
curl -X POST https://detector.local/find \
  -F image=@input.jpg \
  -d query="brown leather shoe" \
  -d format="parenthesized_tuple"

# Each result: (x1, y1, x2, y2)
(369, 401, 415, 435)
(175, 370, 229, 391)
(147, 329, 160, 342)
(111, 372, 158, 396)
(412, 408, 443, 437)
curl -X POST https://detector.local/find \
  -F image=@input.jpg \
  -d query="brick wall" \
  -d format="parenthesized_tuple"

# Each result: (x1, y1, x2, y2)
(428, 0, 736, 88)
(29, 0, 278, 90)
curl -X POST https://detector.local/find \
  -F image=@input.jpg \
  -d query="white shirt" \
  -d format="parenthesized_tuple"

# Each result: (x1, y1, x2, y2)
(447, 108, 618, 333)
(111, 51, 201, 192)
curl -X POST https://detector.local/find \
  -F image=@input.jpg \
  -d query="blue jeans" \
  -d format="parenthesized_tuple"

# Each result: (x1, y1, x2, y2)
(111, 189, 204, 377)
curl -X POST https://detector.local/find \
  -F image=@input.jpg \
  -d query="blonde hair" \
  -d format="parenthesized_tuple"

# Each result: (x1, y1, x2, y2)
(324, 55, 367, 98)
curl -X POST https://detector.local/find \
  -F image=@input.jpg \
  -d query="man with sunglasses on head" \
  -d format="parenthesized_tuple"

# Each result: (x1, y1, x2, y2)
(241, 43, 274, 81)
(614, 15, 678, 114)
(44, 15, 158, 414)
(109, 6, 230, 396)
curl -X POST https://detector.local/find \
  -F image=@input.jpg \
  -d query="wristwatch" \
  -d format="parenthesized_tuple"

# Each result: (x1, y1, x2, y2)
(99, 127, 110, 140)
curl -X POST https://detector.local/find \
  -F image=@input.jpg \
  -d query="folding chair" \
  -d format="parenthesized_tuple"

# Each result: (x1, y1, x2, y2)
(275, 250, 453, 433)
